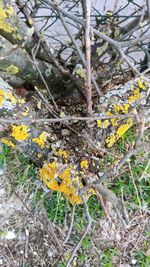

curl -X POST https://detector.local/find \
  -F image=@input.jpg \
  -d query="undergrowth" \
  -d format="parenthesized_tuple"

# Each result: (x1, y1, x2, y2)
(0, 134, 150, 267)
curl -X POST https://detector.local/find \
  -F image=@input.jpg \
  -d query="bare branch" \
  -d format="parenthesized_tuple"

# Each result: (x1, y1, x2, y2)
(84, 0, 92, 114)
(0, 114, 134, 125)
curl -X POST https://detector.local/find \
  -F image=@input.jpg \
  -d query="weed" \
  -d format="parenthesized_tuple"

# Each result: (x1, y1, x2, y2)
(0, 145, 11, 167)
(57, 261, 66, 267)
(43, 192, 67, 224)
(111, 158, 150, 207)
(77, 253, 87, 264)
(87, 195, 104, 219)
(0, 144, 36, 187)
(134, 250, 150, 267)
(81, 236, 92, 250)
(101, 247, 118, 267)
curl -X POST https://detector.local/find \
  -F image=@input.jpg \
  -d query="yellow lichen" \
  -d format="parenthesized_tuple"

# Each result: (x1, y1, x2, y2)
(105, 133, 116, 147)
(39, 162, 82, 205)
(59, 166, 72, 186)
(1, 137, 15, 147)
(106, 111, 112, 116)
(37, 153, 42, 159)
(11, 125, 29, 141)
(22, 107, 29, 116)
(110, 118, 119, 126)
(80, 159, 89, 169)
(116, 118, 133, 138)
(54, 149, 69, 160)
(113, 103, 130, 114)
(7, 91, 25, 105)
(7, 91, 17, 104)
(97, 119, 110, 128)
(5, 65, 19, 75)
(106, 111, 119, 126)
(137, 80, 147, 90)
(0, 88, 5, 106)
(0, 3, 16, 33)
(105, 118, 133, 147)
(32, 132, 48, 148)
(39, 161, 59, 190)
(128, 88, 141, 103)
(17, 98, 25, 104)
(12, 33, 22, 40)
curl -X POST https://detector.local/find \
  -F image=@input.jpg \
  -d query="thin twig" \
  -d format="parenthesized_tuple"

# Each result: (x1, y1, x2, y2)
(63, 204, 76, 245)
(66, 198, 92, 267)
(24, 229, 29, 259)
(85, 0, 92, 114)
(0, 114, 134, 125)
(26, 46, 58, 111)
(57, 11, 101, 96)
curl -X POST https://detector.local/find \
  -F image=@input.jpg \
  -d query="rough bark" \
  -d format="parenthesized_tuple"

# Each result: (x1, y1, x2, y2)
(0, 36, 50, 86)
(0, 0, 86, 100)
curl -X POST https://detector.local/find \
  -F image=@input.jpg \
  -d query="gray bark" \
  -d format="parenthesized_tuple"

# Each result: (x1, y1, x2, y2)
(0, 0, 85, 100)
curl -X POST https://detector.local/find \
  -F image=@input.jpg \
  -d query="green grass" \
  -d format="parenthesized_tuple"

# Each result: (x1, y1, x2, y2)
(43, 192, 67, 224)
(0, 144, 11, 167)
(118, 127, 136, 153)
(0, 144, 36, 185)
(57, 262, 66, 267)
(110, 157, 150, 206)
(133, 250, 150, 267)
(81, 236, 92, 250)
(101, 247, 118, 267)
(42, 192, 104, 226)
(1, 142, 149, 267)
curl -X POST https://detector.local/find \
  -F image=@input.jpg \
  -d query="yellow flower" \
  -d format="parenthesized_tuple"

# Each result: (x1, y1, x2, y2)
(1, 137, 15, 147)
(80, 159, 89, 169)
(11, 125, 29, 141)
(0, 89, 5, 106)
(32, 132, 48, 148)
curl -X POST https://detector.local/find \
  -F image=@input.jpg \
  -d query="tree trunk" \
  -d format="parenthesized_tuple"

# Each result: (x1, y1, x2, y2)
(0, 0, 86, 100)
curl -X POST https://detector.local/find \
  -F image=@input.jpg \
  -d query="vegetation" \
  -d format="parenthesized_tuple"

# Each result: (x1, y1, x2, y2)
(0, 0, 150, 266)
